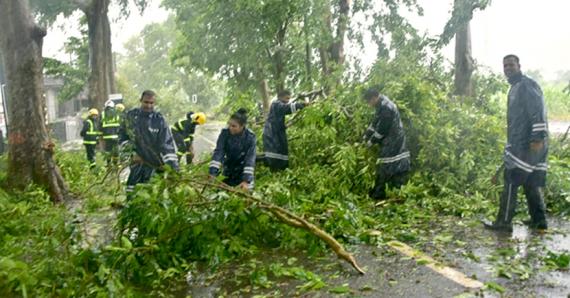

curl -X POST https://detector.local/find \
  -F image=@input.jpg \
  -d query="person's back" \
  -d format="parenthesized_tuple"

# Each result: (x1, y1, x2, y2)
(262, 90, 307, 170)
(362, 88, 410, 200)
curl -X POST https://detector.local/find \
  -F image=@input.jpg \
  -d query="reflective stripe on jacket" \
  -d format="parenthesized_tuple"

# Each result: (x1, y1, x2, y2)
(102, 109, 121, 139)
(81, 118, 100, 145)
(209, 128, 256, 183)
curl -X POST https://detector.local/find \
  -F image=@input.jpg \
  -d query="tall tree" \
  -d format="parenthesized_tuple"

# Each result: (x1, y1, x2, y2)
(165, 0, 305, 115)
(116, 17, 224, 119)
(0, 0, 69, 202)
(319, 0, 351, 79)
(84, 0, 115, 108)
(30, 0, 147, 110)
(165, 0, 422, 112)
(441, 0, 491, 97)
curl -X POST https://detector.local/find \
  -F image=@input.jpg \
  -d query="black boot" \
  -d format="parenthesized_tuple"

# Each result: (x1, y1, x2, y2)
(482, 220, 513, 232)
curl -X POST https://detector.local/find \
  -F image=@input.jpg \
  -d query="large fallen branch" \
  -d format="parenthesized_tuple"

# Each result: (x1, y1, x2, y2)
(189, 177, 365, 274)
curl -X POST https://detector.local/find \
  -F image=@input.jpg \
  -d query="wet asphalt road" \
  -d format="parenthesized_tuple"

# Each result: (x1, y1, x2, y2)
(185, 217, 570, 297)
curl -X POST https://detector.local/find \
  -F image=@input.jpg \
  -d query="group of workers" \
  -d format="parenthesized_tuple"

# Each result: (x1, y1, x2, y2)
(80, 100, 126, 168)
(81, 54, 549, 232)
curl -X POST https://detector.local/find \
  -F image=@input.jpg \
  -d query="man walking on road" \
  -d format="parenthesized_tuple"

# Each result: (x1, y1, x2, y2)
(485, 55, 549, 232)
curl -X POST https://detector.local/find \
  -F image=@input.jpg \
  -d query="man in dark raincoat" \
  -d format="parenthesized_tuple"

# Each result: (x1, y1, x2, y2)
(484, 55, 548, 232)
(119, 90, 179, 197)
(362, 88, 410, 201)
(262, 90, 308, 171)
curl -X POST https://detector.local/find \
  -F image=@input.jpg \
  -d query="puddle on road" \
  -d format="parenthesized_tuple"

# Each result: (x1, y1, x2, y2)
(180, 245, 470, 298)
(416, 216, 570, 298)
(179, 216, 570, 297)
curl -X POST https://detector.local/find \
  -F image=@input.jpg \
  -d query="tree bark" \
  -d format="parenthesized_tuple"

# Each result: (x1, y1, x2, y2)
(273, 22, 288, 93)
(453, 18, 474, 96)
(319, 0, 350, 87)
(303, 15, 313, 86)
(330, 0, 350, 66)
(84, 0, 114, 110)
(258, 78, 271, 116)
(319, 4, 332, 77)
(0, 0, 69, 203)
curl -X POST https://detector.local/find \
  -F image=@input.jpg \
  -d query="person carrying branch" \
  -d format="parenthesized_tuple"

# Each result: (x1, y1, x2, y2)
(262, 89, 309, 171)
(484, 54, 548, 232)
(362, 87, 410, 201)
(119, 90, 179, 197)
(209, 108, 256, 191)
(171, 111, 206, 164)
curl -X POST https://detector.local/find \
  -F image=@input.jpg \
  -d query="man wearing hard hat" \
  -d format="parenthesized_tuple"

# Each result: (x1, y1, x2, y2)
(171, 111, 207, 164)
(101, 100, 121, 166)
(80, 108, 101, 169)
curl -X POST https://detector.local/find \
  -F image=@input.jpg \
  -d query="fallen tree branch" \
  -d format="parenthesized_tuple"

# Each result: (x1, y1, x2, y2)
(189, 177, 365, 274)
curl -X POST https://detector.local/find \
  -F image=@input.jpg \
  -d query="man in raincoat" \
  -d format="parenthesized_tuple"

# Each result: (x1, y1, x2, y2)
(119, 90, 179, 197)
(362, 87, 410, 201)
(485, 55, 548, 232)
(262, 90, 308, 171)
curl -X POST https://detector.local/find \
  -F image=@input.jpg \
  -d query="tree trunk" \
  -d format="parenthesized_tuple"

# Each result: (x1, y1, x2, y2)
(84, 0, 114, 110)
(330, 0, 350, 66)
(303, 15, 312, 86)
(319, 4, 333, 77)
(454, 20, 474, 97)
(0, 0, 69, 203)
(258, 79, 271, 116)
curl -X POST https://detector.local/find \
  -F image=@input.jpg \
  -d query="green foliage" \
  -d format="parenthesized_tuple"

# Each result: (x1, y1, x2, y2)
(116, 17, 225, 119)
(164, 0, 315, 95)
(0, 186, 88, 297)
(30, 0, 149, 25)
(543, 84, 570, 120)
(44, 31, 89, 102)
(543, 251, 570, 270)
(439, 0, 492, 46)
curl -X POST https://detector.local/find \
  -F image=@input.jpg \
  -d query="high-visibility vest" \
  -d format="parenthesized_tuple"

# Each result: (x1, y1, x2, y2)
(171, 119, 194, 143)
(83, 119, 100, 145)
(101, 110, 120, 140)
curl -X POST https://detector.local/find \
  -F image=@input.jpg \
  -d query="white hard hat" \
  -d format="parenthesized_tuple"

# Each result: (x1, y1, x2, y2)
(105, 100, 115, 108)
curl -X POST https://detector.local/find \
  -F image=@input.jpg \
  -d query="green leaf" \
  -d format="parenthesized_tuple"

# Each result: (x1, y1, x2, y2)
(329, 284, 351, 294)
(484, 282, 505, 293)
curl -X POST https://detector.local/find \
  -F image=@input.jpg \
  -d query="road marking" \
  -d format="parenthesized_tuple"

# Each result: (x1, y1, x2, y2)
(387, 240, 484, 289)
(196, 134, 217, 147)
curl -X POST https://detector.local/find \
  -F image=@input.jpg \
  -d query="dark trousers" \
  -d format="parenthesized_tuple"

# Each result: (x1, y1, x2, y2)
(266, 157, 288, 171)
(85, 144, 96, 168)
(126, 163, 155, 199)
(370, 168, 408, 200)
(256, 153, 288, 171)
(495, 168, 547, 226)
(104, 139, 119, 165)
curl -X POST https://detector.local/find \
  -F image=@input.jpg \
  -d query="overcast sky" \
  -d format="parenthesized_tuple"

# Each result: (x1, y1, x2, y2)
(43, 0, 570, 81)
